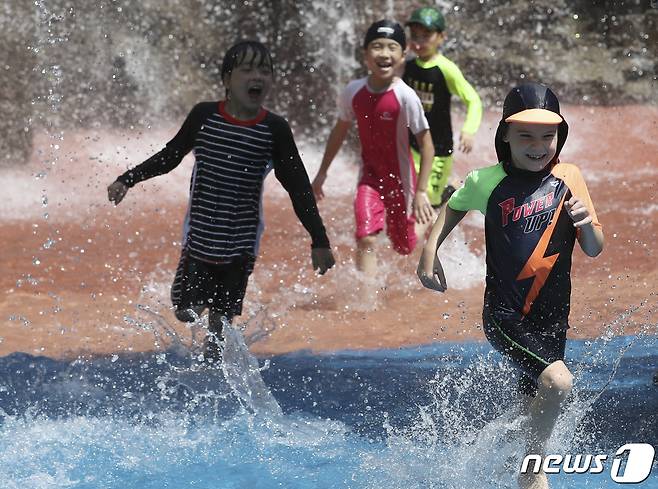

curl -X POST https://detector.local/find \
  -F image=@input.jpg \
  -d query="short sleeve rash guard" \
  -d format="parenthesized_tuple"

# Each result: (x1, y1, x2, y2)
(448, 161, 601, 323)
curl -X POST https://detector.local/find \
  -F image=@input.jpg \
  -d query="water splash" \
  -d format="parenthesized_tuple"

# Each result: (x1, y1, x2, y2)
(0, 328, 655, 488)
(221, 321, 283, 417)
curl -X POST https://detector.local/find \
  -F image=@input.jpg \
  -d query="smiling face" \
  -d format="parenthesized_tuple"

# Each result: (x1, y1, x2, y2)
(364, 38, 404, 88)
(504, 122, 559, 172)
(223, 49, 273, 117)
(408, 24, 444, 60)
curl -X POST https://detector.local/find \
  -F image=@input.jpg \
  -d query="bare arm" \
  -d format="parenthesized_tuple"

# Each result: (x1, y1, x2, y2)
(564, 196, 604, 257)
(459, 132, 475, 154)
(577, 224, 604, 257)
(417, 205, 468, 291)
(311, 119, 351, 200)
(413, 129, 435, 224)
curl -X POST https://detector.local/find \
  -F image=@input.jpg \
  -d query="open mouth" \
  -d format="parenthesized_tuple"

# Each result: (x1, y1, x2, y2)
(376, 61, 393, 69)
(526, 154, 546, 161)
(247, 85, 263, 97)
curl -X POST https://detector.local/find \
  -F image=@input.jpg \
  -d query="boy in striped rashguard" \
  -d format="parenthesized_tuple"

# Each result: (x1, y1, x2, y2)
(418, 83, 604, 489)
(403, 6, 482, 207)
(312, 20, 435, 287)
(108, 41, 335, 361)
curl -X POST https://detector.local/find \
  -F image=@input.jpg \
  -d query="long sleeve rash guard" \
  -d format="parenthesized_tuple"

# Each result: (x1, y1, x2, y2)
(117, 101, 330, 263)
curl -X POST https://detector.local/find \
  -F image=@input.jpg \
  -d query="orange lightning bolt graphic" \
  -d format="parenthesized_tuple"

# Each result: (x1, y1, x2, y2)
(516, 194, 567, 316)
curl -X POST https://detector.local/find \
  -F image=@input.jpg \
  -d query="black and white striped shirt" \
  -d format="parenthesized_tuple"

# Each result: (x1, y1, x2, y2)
(117, 101, 329, 263)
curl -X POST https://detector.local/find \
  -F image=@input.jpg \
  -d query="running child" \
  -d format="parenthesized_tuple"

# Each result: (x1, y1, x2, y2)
(107, 41, 335, 361)
(403, 6, 482, 207)
(417, 83, 604, 489)
(312, 20, 435, 283)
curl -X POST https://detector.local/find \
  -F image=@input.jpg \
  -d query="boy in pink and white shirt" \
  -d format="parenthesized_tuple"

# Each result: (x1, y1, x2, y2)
(313, 20, 435, 282)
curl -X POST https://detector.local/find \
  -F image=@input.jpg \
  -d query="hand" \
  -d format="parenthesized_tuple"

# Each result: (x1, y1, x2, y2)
(564, 196, 592, 228)
(459, 132, 474, 153)
(416, 247, 447, 292)
(311, 172, 326, 201)
(107, 180, 128, 205)
(413, 190, 434, 225)
(312, 247, 335, 275)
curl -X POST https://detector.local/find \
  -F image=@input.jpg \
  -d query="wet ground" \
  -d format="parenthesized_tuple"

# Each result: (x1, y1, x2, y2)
(1, 105, 657, 358)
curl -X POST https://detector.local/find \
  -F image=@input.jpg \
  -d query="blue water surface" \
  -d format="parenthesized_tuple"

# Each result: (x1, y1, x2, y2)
(0, 333, 655, 489)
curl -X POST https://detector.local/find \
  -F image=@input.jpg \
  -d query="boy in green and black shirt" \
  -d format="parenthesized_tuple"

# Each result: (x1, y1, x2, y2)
(403, 6, 483, 207)
(418, 82, 604, 489)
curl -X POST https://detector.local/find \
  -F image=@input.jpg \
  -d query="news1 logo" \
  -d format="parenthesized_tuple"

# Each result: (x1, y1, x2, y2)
(520, 443, 655, 483)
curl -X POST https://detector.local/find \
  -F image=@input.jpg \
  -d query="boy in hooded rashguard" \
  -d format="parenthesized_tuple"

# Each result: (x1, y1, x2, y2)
(417, 83, 603, 489)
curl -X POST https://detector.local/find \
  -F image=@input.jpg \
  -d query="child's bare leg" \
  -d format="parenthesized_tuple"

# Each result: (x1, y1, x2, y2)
(355, 235, 380, 305)
(518, 361, 573, 489)
(526, 361, 572, 454)
(356, 235, 378, 275)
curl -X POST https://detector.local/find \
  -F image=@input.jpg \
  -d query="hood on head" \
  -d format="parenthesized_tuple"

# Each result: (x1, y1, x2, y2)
(495, 82, 569, 167)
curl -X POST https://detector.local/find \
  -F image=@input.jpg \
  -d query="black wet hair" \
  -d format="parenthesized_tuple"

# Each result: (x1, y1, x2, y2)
(221, 41, 274, 81)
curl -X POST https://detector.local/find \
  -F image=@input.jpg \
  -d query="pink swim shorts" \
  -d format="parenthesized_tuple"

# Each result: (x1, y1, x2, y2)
(354, 182, 417, 255)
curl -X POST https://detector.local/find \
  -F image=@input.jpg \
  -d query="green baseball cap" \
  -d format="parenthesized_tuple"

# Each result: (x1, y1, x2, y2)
(406, 7, 446, 32)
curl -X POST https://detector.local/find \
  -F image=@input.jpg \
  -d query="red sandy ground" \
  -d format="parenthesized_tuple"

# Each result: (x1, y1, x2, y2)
(1, 105, 656, 359)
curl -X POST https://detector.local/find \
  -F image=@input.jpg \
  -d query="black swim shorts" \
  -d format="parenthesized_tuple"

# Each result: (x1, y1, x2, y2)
(171, 250, 255, 319)
(482, 292, 568, 397)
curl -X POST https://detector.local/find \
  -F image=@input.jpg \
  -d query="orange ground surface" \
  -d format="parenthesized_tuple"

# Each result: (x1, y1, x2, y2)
(1, 105, 656, 359)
